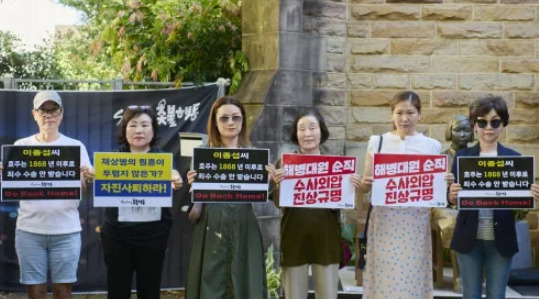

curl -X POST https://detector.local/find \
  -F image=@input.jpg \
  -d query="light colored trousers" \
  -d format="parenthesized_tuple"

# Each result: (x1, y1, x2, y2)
(282, 263, 339, 299)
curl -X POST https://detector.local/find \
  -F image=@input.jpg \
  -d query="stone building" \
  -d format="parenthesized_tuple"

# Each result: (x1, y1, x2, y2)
(237, 0, 539, 268)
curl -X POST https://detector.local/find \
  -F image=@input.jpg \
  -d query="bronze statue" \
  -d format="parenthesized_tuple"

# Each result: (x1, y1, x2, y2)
(432, 114, 473, 293)
(443, 114, 474, 167)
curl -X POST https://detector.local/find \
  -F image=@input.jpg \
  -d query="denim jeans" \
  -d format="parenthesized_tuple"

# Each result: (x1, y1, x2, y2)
(15, 229, 81, 284)
(457, 240, 513, 299)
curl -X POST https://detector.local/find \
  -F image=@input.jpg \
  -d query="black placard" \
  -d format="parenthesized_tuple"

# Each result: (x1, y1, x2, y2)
(1, 145, 81, 201)
(191, 148, 269, 203)
(457, 156, 535, 209)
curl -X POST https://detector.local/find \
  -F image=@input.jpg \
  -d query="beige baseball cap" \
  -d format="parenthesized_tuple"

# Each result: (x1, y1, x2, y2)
(33, 91, 63, 110)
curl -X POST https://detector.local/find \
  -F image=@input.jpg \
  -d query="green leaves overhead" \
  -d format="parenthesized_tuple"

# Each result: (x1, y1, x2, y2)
(60, 0, 248, 92)
(0, 31, 64, 83)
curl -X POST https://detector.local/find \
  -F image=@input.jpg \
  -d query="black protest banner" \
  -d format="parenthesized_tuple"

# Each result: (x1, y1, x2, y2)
(2, 146, 81, 201)
(191, 148, 269, 203)
(0, 85, 218, 291)
(457, 156, 535, 209)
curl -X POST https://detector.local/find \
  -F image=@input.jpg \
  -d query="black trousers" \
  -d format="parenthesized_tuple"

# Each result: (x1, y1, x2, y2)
(101, 233, 166, 299)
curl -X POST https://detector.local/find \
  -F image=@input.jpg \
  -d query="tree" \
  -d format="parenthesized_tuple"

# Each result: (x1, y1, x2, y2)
(60, 0, 248, 92)
(0, 31, 64, 84)
(0, 31, 26, 78)
(53, 28, 120, 82)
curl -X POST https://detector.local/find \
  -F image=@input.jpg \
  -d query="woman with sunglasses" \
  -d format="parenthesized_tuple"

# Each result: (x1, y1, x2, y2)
(185, 96, 267, 299)
(448, 96, 539, 299)
(91, 105, 183, 299)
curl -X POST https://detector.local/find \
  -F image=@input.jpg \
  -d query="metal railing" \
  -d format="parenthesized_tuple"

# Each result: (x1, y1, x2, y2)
(0, 74, 195, 91)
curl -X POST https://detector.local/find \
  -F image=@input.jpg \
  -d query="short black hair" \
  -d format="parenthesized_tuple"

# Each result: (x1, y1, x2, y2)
(290, 109, 330, 145)
(469, 96, 509, 127)
(117, 106, 159, 149)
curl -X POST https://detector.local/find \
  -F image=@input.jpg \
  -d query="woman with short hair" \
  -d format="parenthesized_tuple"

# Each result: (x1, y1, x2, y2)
(448, 96, 539, 299)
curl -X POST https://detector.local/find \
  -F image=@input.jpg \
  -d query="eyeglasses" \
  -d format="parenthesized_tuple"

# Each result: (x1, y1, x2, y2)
(127, 105, 151, 110)
(218, 115, 243, 124)
(35, 107, 62, 117)
(476, 119, 503, 129)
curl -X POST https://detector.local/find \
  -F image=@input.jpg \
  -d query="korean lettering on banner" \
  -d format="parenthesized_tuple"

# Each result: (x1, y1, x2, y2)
(191, 148, 269, 203)
(113, 99, 201, 128)
(371, 153, 448, 208)
(457, 156, 535, 210)
(278, 154, 357, 209)
(1, 145, 81, 201)
(93, 152, 173, 207)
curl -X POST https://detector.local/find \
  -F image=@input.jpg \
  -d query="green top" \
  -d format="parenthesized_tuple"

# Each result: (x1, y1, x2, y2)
(271, 158, 342, 267)
(185, 203, 268, 299)
(185, 144, 267, 299)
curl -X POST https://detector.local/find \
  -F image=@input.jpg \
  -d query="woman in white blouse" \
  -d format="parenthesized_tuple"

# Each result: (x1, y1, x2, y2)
(358, 91, 441, 299)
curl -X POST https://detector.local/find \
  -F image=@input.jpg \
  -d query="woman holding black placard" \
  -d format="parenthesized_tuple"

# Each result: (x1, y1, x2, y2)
(0, 91, 93, 299)
(185, 96, 267, 299)
(448, 95, 539, 299)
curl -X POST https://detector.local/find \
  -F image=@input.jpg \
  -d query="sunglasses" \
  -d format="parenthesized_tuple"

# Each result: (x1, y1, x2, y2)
(476, 119, 502, 129)
(218, 115, 243, 124)
(127, 105, 151, 110)
(35, 107, 62, 117)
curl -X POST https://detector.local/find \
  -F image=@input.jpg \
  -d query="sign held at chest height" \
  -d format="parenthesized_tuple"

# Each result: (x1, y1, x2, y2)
(279, 153, 357, 209)
(1, 145, 82, 201)
(371, 153, 448, 207)
(457, 156, 535, 210)
(191, 148, 269, 203)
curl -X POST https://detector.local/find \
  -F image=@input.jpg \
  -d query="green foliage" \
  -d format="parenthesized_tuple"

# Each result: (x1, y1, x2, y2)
(341, 222, 357, 263)
(0, 31, 63, 81)
(53, 29, 120, 81)
(515, 210, 530, 221)
(443, 248, 451, 264)
(0, 31, 26, 78)
(59, 0, 248, 92)
(265, 244, 281, 299)
(1, 28, 120, 90)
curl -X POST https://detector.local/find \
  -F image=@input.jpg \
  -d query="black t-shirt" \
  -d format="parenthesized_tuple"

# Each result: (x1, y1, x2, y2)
(100, 146, 174, 250)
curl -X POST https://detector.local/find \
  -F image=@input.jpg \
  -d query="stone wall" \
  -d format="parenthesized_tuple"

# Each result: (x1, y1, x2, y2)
(241, 0, 539, 183)
(345, 0, 539, 178)
(344, 0, 539, 254)
(240, 0, 539, 265)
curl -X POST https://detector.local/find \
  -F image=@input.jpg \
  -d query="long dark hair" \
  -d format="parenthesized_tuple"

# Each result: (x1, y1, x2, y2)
(207, 96, 250, 148)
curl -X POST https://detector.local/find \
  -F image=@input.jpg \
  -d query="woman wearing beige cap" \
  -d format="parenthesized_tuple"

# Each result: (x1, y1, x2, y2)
(0, 91, 93, 299)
